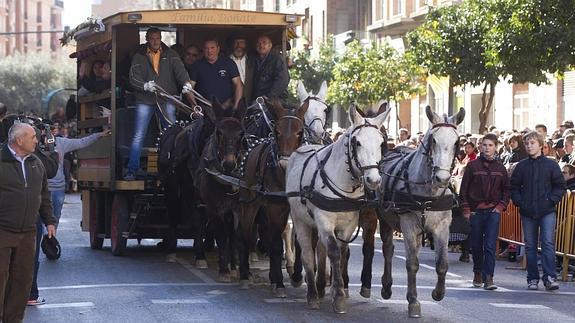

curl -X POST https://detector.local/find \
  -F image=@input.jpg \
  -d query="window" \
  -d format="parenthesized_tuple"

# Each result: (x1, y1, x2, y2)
(513, 93, 530, 130)
(36, 25, 41, 46)
(393, 0, 403, 16)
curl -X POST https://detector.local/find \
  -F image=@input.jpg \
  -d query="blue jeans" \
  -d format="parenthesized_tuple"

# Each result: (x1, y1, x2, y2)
(127, 103, 176, 174)
(51, 189, 66, 228)
(470, 209, 500, 279)
(522, 212, 557, 282)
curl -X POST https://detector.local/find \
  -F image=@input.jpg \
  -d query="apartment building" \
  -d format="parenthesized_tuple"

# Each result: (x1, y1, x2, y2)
(0, 0, 64, 57)
(367, 0, 573, 134)
(92, 0, 241, 18)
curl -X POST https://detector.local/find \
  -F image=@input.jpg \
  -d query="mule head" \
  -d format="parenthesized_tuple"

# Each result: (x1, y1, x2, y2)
(423, 105, 465, 186)
(270, 98, 308, 169)
(299, 81, 330, 144)
(347, 104, 391, 191)
(211, 98, 246, 174)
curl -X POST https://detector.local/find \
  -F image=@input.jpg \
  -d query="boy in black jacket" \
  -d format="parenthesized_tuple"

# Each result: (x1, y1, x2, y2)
(510, 131, 566, 291)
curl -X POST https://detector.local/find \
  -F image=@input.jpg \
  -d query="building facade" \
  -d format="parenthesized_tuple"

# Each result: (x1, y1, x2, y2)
(0, 0, 64, 57)
(92, 0, 241, 18)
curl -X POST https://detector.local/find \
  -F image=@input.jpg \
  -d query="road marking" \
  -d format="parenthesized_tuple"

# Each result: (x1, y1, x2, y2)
(263, 298, 306, 303)
(176, 257, 217, 284)
(379, 299, 438, 306)
(348, 283, 510, 293)
(151, 299, 210, 304)
(393, 255, 462, 278)
(207, 289, 228, 296)
(489, 303, 550, 309)
(37, 302, 95, 309)
(39, 282, 227, 291)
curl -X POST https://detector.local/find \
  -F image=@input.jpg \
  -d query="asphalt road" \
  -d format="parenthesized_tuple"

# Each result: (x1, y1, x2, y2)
(24, 194, 575, 323)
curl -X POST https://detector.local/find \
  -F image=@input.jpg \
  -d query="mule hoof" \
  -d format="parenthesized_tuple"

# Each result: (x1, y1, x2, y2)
(291, 278, 303, 288)
(249, 252, 259, 263)
(432, 289, 444, 301)
(286, 265, 295, 277)
(360, 287, 371, 298)
(273, 286, 287, 298)
(408, 303, 422, 318)
(332, 297, 347, 314)
(195, 259, 208, 269)
(239, 280, 250, 290)
(381, 288, 392, 300)
(218, 273, 231, 283)
(317, 288, 326, 299)
(308, 299, 320, 310)
(344, 288, 350, 298)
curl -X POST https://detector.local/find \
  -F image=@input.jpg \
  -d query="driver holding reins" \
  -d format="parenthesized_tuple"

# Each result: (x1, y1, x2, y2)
(127, 27, 194, 180)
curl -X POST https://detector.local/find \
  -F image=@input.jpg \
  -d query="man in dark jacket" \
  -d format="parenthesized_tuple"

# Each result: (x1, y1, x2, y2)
(460, 133, 510, 290)
(250, 35, 289, 103)
(511, 131, 566, 291)
(0, 123, 56, 323)
(127, 27, 193, 180)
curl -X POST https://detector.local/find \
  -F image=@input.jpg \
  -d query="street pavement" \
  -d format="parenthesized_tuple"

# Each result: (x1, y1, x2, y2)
(24, 194, 575, 323)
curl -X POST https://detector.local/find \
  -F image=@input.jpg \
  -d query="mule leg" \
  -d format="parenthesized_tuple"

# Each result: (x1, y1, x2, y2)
(213, 213, 231, 282)
(429, 212, 451, 301)
(192, 205, 208, 268)
(290, 235, 304, 287)
(379, 214, 395, 300)
(341, 244, 350, 298)
(292, 217, 319, 309)
(360, 209, 377, 298)
(283, 219, 295, 277)
(323, 233, 346, 314)
(236, 201, 259, 289)
(315, 236, 327, 299)
(400, 214, 423, 318)
(267, 205, 288, 298)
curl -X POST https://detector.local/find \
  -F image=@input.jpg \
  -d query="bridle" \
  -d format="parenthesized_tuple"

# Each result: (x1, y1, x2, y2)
(303, 96, 331, 145)
(419, 122, 459, 185)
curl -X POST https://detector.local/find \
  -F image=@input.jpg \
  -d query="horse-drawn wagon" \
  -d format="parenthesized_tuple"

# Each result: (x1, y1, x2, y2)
(70, 8, 301, 256)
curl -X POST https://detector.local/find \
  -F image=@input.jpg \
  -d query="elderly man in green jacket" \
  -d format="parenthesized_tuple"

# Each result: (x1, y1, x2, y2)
(0, 122, 56, 323)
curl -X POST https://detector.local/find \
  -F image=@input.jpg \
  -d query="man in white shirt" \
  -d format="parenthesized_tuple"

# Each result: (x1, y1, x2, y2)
(229, 36, 253, 100)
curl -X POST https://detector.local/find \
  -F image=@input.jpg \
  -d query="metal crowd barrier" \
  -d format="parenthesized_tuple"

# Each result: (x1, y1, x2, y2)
(498, 191, 575, 281)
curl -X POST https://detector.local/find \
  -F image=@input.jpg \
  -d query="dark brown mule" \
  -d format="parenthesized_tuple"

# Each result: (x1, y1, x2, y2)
(194, 98, 248, 282)
(236, 98, 309, 297)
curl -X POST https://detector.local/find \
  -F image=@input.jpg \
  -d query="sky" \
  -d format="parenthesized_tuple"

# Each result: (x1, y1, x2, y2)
(62, 0, 93, 28)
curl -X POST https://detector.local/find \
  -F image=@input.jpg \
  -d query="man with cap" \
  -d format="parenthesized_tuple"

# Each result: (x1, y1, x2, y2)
(560, 120, 574, 137)
(0, 123, 56, 323)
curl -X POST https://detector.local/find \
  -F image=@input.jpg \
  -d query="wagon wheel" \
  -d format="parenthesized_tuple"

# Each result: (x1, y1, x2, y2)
(110, 193, 129, 256)
(89, 191, 104, 250)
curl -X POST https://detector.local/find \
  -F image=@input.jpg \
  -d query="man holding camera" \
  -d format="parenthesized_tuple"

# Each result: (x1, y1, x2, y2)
(0, 122, 56, 323)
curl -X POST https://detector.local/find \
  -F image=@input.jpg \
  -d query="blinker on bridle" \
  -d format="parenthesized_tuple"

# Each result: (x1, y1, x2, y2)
(344, 120, 387, 185)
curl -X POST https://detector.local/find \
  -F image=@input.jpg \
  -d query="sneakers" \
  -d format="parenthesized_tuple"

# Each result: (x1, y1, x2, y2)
(527, 279, 539, 290)
(543, 276, 559, 291)
(27, 297, 46, 306)
(123, 173, 136, 181)
(473, 272, 483, 287)
(483, 275, 498, 290)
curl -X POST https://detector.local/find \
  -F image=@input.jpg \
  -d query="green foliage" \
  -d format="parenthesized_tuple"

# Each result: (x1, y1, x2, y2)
(327, 40, 425, 108)
(289, 35, 337, 96)
(0, 53, 76, 115)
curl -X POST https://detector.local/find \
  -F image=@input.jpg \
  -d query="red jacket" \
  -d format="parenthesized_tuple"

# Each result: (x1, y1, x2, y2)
(459, 155, 510, 214)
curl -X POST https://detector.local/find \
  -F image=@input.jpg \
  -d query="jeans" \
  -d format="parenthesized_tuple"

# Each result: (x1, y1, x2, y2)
(29, 219, 44, 300)
(470, 209, 500, 279)
(51, 189, 66, 228)
(127, 103, 176, 175)
(522, 212, 557, 282)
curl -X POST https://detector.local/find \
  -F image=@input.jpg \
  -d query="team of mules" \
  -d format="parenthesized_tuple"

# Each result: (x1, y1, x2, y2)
(157, 81, 465, 318)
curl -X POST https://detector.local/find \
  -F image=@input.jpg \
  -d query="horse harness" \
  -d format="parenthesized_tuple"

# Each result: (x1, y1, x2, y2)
(303, 96, 332, 145)
(286, 120, 385, 243)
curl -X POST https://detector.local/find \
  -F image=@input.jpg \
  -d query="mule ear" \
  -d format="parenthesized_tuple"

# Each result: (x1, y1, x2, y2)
(296, 97, 310, 120)
(233, 98, 248, 121)
(348, 104, 364, 126)
(371, 103, 391, 129)
(203, 105, 217, 125)
(425, 105, 443, 125)
(211, 97, 226, 120)
(296, 80, 308, 103)
(269, 98, 285, 121)
(448, 107, 465, 126)
(317, 81, 328, 100)
(376, 101, 388, 116)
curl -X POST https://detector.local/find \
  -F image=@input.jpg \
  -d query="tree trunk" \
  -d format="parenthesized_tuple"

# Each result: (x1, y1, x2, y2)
(478, 81, 496, 134)
(448, 78, 454, 115)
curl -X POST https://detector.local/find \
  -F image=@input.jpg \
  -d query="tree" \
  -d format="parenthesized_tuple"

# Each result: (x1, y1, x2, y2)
(289, 36, 337, 97)
(327, 40, 424, 108)
(0, 53, 75, 116)
(407, 1, 500, 133)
